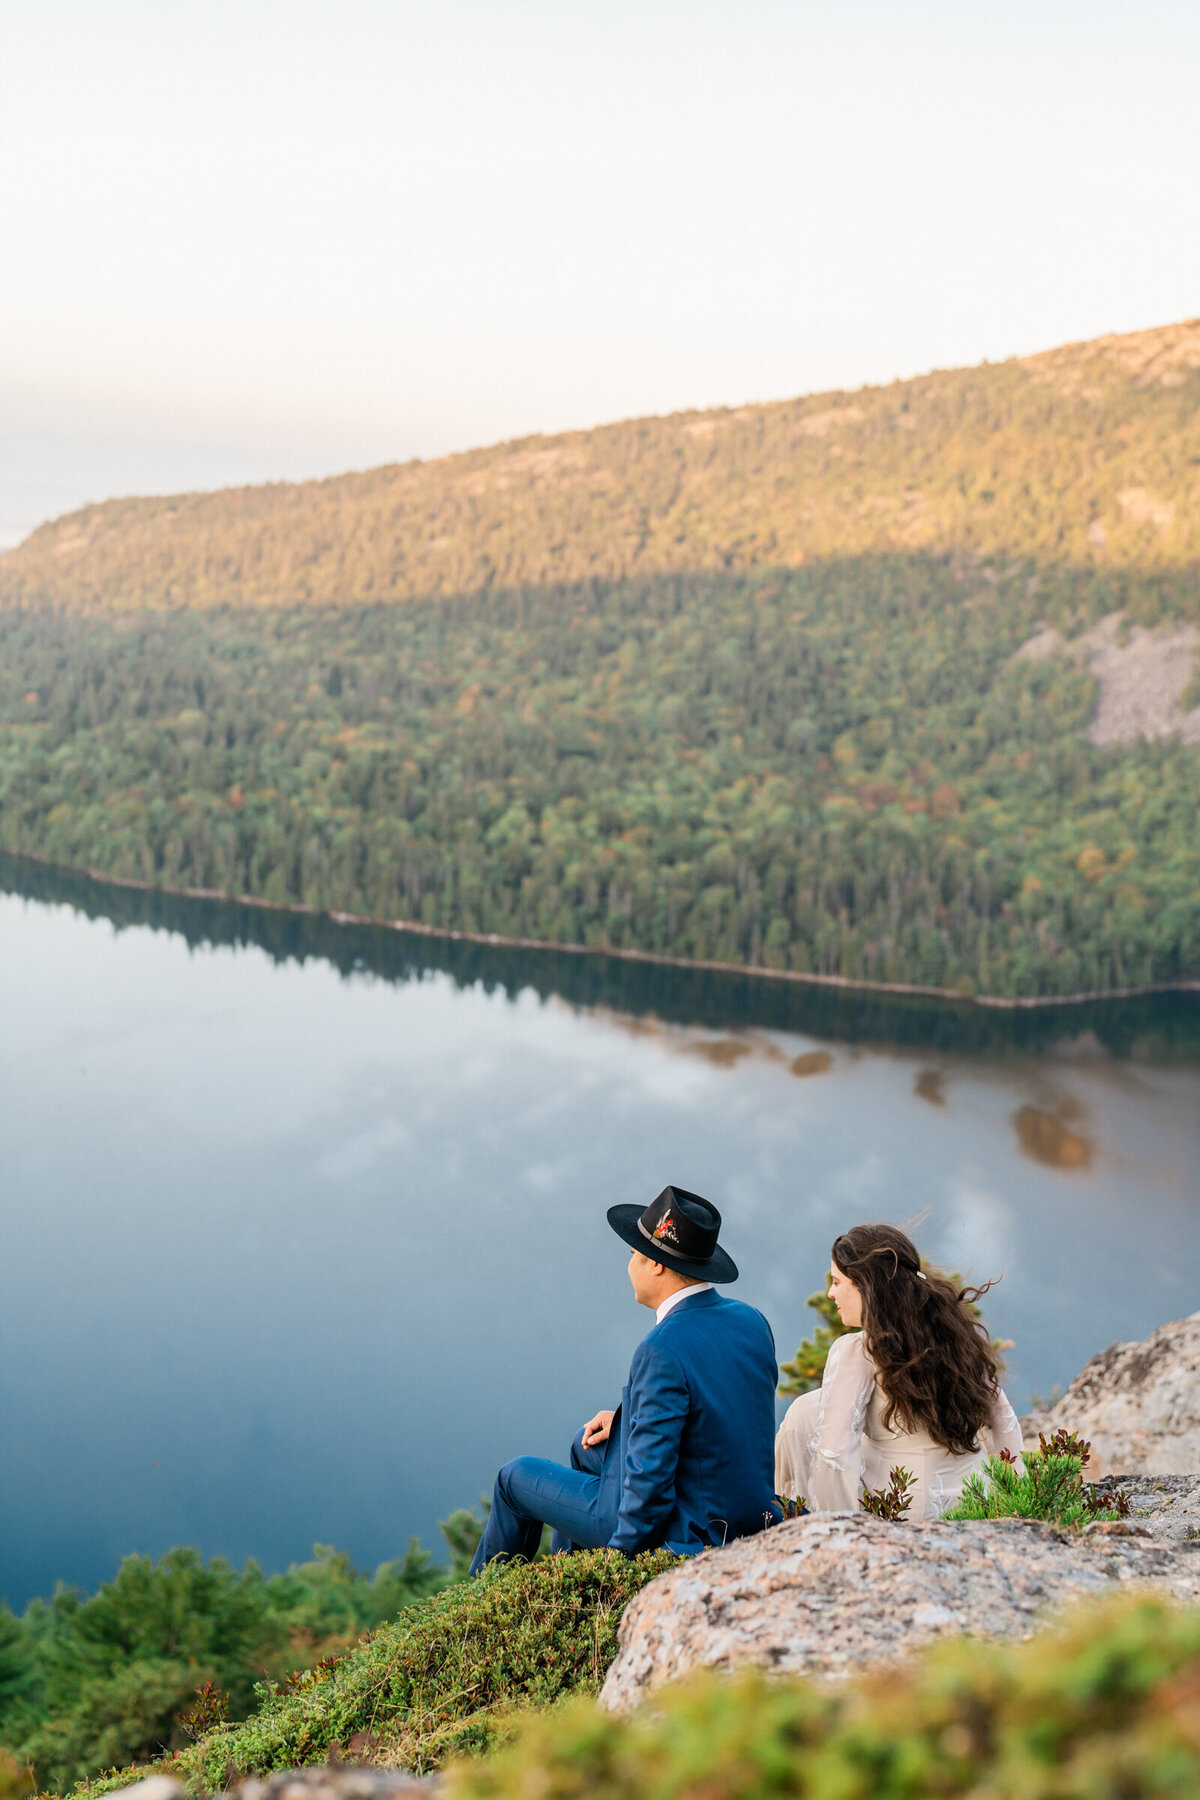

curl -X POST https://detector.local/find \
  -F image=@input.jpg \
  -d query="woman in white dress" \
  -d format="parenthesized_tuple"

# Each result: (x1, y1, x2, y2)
(775, 1223, 1023, 1521)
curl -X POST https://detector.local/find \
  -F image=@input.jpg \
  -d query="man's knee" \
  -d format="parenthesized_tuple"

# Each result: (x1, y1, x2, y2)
(496, 1457, 524, 1500)
(496, 1455, 546, 1515)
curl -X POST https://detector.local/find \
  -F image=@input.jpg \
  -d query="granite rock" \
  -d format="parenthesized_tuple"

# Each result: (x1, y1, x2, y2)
(121, 1769, 439, 1800)
(1023, 1312, 1200, 1476)
(119, 1781, 188, 1800)
(237, 1776, 436, 1800)
(598, 1512, 1200, 1713)
(1089, 1473, 1200, 1542)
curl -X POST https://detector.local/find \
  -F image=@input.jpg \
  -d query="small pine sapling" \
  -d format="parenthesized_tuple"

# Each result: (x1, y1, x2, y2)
(944, 1429, 1132, 1528)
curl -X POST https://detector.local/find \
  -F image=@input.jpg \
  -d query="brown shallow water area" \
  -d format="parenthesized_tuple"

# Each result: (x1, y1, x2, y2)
(0, 850, 1197, 1612)
(566, 1013, 1129, 1174)
(1013, 1102, 1094, 1170)
(914, 1068, 947, 1105)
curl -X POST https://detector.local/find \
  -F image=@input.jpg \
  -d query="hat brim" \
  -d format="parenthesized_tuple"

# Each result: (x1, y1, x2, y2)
(607, 1204, 739, 1283)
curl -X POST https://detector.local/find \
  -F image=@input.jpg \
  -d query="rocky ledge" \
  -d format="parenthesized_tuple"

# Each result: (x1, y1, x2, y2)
(1093, 1472, 1200, 1541)
(124, 1773, 437, 1800)
(598, 1511, 1200, 1713)
(1022, 1311, 1200, 1476)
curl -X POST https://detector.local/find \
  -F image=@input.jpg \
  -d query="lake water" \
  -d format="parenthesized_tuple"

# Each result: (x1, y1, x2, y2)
(1, 852, 1198, 1610)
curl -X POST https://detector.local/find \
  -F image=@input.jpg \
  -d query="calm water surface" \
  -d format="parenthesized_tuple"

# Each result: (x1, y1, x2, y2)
(1, 856, 1198, 1608)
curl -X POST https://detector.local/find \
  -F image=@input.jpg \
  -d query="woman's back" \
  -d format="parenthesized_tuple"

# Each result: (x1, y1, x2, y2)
(775, 1330, 1023, 1520)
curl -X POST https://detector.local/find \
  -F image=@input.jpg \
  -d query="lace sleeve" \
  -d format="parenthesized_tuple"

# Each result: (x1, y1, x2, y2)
(806, 1332, 875, 1512)
(982, 1387, 1025, 1460)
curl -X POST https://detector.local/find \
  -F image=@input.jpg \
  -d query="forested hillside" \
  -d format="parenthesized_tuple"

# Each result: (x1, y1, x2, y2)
(3, 321, 1200, 614)
(1, 322, 1198, 999)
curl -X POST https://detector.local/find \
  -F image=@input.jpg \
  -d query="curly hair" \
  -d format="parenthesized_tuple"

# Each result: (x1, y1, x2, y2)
(831, 1223, 1002, 1456)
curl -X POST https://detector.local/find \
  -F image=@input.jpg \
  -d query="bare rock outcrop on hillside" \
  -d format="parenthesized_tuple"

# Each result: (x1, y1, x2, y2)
(1023, 1311, 1200, 1476)
(1020, 317, 1200, 388)
(1014, 614, 1200, 745)
(598, 1513, 1200, 1713)
(1084, 615, 1200, 746)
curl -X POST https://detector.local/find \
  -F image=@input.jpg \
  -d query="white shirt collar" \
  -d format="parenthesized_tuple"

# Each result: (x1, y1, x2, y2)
(655, 1282, 713, 1324)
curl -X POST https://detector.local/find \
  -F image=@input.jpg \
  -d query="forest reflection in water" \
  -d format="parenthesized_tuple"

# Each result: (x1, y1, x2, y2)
(4, 851, 1198, 1065)
(0, 850, 1197, 1608)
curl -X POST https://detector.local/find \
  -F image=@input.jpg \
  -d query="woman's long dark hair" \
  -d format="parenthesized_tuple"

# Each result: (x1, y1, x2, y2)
(831, 1223, 1002, 1456)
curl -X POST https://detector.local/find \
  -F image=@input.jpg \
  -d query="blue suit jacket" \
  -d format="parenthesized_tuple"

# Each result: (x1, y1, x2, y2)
(604, 1288, 779, 1556)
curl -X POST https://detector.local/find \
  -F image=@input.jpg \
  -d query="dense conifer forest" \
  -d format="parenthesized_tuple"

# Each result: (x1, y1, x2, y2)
(0, 1523, 487, 1793)
(1, 322, 1198, 998)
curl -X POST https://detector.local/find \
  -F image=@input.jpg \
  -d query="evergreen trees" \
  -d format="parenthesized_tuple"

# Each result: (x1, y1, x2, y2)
(0, 1534, 474, 1793)
(1, 554, 1196, 998)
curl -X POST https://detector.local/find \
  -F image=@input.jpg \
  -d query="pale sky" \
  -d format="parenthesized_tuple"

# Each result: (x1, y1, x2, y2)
(2, 0, 1198, 545)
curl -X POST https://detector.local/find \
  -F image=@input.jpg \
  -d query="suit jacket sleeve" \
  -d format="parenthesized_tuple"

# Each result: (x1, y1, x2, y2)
(607, 1337, 691, 1554)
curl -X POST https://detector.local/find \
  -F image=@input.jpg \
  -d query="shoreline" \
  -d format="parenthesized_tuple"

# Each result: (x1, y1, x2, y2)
(4, 845, 1198, 1012)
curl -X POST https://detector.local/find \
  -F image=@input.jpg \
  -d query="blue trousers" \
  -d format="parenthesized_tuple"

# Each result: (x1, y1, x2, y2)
(469, 1426, 621, 1575)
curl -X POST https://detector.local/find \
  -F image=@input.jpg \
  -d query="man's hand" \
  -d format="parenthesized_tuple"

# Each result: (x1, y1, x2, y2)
(581, 1409, 616, 1448)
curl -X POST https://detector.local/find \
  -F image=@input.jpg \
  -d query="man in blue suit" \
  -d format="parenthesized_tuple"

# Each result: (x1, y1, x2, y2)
(469, 1186, 779, 1571)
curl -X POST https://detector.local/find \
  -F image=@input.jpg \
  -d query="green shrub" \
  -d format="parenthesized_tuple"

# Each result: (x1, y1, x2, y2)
(8, 1548, 290, 1793)
(2, 1527, 477, 1796)
(944, 1430, 1132, 1528)
(446, 1594, 1200, 1800)
(167, 1549, 679, 1789)
(5, 543, 1200, 1007)
(859, 1468, 915, 1521)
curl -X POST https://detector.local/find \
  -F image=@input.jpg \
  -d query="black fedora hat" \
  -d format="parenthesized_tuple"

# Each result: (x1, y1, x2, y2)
(607, 1185, 738, 1284)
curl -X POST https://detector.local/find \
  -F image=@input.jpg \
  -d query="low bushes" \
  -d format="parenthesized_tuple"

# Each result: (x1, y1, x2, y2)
(165, 1549, 678, 1789)
(447, 1594, 1200, 1800)
(44, 1433, 1156, 1799)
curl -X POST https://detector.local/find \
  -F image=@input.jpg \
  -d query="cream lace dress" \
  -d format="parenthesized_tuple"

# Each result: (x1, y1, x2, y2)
(775, 1330, 1023, 1520)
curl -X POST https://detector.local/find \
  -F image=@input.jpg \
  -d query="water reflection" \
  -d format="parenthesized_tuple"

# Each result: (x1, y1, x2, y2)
(4, 852, 1197, 1062)
(914, 1069, 947, 1106)
(685, 1035, 755, 1068)
(1012, 1103, 1094, 1171)
(0, 851, 1197, 1611)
